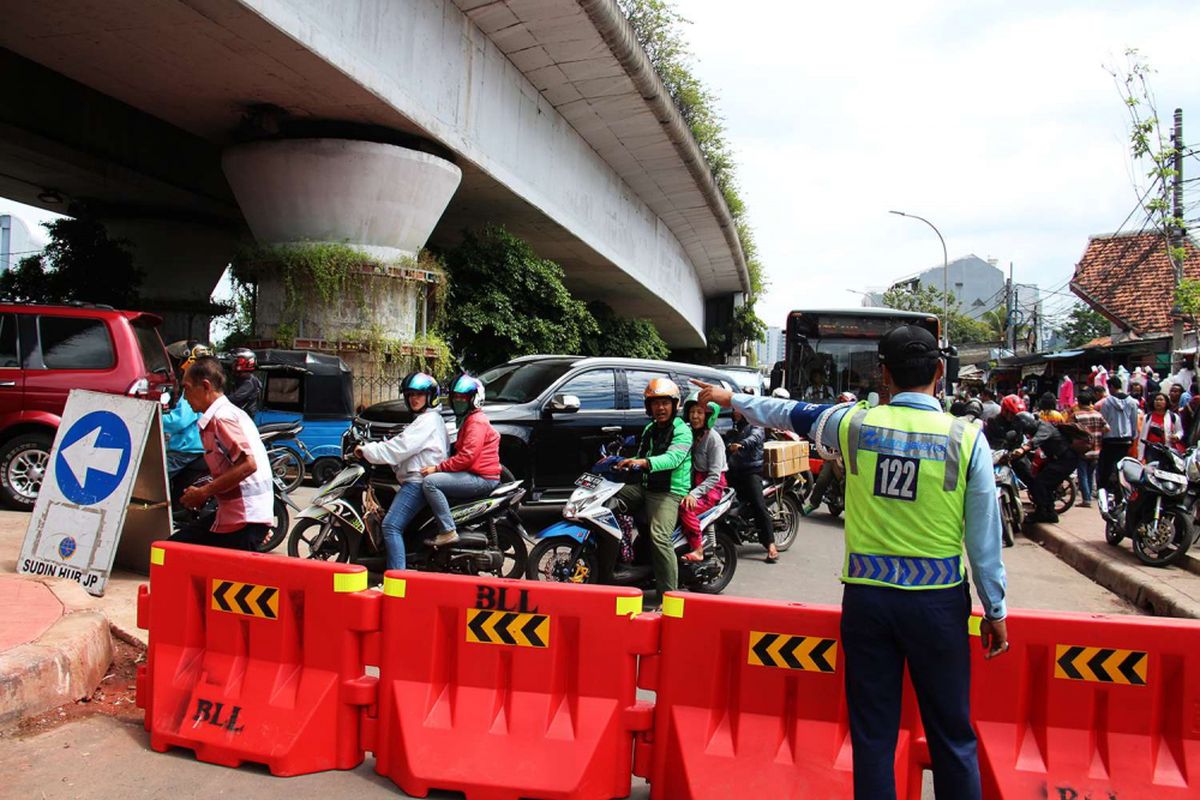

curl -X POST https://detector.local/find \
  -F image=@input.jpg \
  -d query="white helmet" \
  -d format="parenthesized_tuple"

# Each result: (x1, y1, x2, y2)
(771, 387, 791, 399)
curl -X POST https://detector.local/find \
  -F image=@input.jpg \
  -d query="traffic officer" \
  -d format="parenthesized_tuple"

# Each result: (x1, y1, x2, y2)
(694, 324, 1008, 800)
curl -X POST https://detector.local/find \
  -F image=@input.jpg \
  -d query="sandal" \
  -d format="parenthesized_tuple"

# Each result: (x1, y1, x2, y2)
(765, 547, 779, 564)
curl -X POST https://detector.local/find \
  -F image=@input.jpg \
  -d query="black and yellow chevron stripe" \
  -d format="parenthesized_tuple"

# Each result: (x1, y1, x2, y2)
(466, 608, 550, 648)
(211, 579, 279, 620)
(1054, 644, 1147, 685)
(748, 631, 837, 672)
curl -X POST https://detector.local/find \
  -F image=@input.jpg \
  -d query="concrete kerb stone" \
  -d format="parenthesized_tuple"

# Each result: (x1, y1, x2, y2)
(1024, 521, 1200, 619)
(0, 576, 115, 731)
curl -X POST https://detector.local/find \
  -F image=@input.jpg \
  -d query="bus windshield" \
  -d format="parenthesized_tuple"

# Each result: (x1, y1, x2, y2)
(785, 309, 940, 402)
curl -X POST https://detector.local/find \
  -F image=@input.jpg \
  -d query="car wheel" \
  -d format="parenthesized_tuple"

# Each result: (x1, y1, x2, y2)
(0, 431, 54, 510)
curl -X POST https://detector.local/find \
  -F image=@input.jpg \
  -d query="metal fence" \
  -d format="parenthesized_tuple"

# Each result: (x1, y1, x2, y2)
(353, 375, 401, 410)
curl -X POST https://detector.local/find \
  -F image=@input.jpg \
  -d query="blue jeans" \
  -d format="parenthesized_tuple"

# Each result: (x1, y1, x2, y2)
(842, 582, 980, 800)
(422, 472, 500, 533)
(381, 482, 426, 571)
(1077, 459, 1096, 502)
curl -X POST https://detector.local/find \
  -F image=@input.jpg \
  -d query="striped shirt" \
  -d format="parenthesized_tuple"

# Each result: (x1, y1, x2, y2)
(198, 394, 274, 532)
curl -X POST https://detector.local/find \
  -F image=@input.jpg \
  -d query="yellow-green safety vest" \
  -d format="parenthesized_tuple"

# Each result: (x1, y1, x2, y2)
(837, 401, 978, 590)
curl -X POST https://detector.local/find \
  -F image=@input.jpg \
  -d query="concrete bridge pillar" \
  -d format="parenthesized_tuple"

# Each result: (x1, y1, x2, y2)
(220, 138, 462, 399)
(101, 217, 239, 345)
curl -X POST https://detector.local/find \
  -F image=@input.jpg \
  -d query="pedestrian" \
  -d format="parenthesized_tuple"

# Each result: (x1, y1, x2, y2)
(1037, 392, 1065, 423)
(724, 408, 779, 562)
(692, 324, 1008, 800)
(1097, 376, 1139, 493)
(978, 387, 1001, 421)
(1069, 390, 1107, 508)
(1138, 391, 1184, 461)
(354, 372, 449, 570)
(1093, 382, 1109, 410)
(169, 356, 275, 550)
(1167, 382, 1184, 413)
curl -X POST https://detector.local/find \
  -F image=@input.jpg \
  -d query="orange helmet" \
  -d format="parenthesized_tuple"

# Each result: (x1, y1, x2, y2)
(643, 377, 681, 417)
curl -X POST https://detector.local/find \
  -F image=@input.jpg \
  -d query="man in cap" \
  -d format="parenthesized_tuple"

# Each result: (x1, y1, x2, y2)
(693, 324, 1008, 800)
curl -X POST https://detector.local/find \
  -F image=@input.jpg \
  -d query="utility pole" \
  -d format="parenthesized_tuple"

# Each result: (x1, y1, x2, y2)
(1171, 108, 1185, 372)
(1005, 262, 1016, 353)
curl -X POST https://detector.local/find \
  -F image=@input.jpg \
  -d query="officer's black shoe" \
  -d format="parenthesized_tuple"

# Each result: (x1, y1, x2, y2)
(1027, 509, 1059, 524)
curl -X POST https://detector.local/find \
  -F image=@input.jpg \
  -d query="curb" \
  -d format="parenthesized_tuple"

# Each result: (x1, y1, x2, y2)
(1024, 521, 1200, 619)
(0, 577, 114, 731)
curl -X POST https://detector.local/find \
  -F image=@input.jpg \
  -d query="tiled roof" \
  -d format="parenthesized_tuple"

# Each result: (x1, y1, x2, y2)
(1070, 232, 1200, 335)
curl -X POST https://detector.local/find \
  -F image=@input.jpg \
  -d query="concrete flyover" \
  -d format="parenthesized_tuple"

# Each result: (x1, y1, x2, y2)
(0, 0, 749, 348)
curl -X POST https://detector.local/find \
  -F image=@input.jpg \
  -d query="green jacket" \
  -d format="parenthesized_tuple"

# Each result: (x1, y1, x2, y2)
(637, 417, 692, 496)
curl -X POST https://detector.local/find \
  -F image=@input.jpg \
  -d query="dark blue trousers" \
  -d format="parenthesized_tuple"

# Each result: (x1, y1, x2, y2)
(841, 582, 981, 800)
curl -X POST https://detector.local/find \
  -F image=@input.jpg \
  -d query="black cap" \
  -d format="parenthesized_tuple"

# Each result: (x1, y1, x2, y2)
(878, 325, 939, 364)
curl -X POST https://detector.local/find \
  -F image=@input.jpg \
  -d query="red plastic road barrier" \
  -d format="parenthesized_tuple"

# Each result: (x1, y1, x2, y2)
(970, 608, 1200, 799)
(370, 571, 656, 800)
(642, 592, 922, 799)
(135, 541, 379, 776)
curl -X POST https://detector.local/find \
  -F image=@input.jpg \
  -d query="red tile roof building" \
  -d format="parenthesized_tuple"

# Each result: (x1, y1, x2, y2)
(1070, 232, 1200, 335)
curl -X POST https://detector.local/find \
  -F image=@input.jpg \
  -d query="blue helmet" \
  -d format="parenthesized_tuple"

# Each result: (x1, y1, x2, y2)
(450, 374, 485, 407)
(400, 371, 440, 411)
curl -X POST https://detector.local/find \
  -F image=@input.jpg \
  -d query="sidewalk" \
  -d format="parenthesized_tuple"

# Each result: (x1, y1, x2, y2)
(1025, 502, 1200, 619)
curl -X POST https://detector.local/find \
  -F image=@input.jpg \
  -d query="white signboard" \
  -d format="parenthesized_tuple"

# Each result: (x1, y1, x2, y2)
(18, 389, 170, 595)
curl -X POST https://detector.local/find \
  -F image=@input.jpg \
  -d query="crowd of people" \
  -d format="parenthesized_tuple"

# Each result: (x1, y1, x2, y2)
(954, 362, 1198, 523)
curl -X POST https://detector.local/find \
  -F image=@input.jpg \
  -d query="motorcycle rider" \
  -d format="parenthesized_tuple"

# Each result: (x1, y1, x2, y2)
(169, 356, 274, 550)
(163, 342, 211, 505)
(609, 378, 692, 601)
(354, 372, 450, 570)
(680, 391, 728, 563)
(227, 348, 262, 418)
(419, 374, 501, 547)
(804, 392, 856, 516)
(984, 394, 1026, 450)
(725, 407, 778, 562)
(1010, 411, 1079, 524)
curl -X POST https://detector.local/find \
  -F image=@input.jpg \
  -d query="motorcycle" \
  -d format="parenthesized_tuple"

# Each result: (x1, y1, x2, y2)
(525, 443, 738, 593)
(1099, 442, 1197, 567)
(169, 424, 298, 552)
(722, 473, 805, 552)
(807, 455, 845, 518)
(992, 450, 1023, 547)
(286, 461, 529, 578)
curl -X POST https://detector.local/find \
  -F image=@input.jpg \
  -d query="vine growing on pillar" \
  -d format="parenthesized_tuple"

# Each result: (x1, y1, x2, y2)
(223, 241, 450, 365)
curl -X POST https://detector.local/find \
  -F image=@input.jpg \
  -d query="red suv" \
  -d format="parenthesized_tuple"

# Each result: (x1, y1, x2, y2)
(0, 303, 173, 509)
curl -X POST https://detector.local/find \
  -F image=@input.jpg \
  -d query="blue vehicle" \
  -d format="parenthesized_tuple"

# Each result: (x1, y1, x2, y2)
(253, 350, 355, 487)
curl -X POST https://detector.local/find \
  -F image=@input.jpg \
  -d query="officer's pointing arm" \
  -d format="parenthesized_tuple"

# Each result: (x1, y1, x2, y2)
(690, 379, 840, 444)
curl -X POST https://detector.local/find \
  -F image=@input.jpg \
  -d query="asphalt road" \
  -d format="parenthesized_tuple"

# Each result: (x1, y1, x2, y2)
(0, 505, 1138, 799)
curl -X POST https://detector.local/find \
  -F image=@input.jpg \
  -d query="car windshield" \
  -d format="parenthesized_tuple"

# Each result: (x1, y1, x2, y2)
(479, 360, 574, 403)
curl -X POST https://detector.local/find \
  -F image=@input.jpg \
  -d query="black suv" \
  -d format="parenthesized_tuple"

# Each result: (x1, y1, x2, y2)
(343, 356, 736, 503)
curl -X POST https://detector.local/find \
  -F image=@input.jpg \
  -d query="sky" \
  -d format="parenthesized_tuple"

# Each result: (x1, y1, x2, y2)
(681, 0, 1200, 333)
(3, 3, 1198, 343)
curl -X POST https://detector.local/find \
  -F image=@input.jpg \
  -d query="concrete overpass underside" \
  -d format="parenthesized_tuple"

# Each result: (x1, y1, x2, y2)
(0, 0, 749, 348)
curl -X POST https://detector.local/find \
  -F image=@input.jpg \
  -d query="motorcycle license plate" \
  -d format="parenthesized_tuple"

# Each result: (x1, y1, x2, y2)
(575, 473, 603, 489)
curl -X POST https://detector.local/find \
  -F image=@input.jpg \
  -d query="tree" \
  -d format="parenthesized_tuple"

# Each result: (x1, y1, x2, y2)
(580, 301, 670, 360)
(879, 284, 993, 344)
(0, 215, 142, 307)
(441, 225, 596, 370)
(1055, 305, 1110, 348)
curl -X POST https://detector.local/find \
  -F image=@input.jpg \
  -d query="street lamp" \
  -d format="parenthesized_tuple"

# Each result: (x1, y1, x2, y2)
(889, 210, 950, 346)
